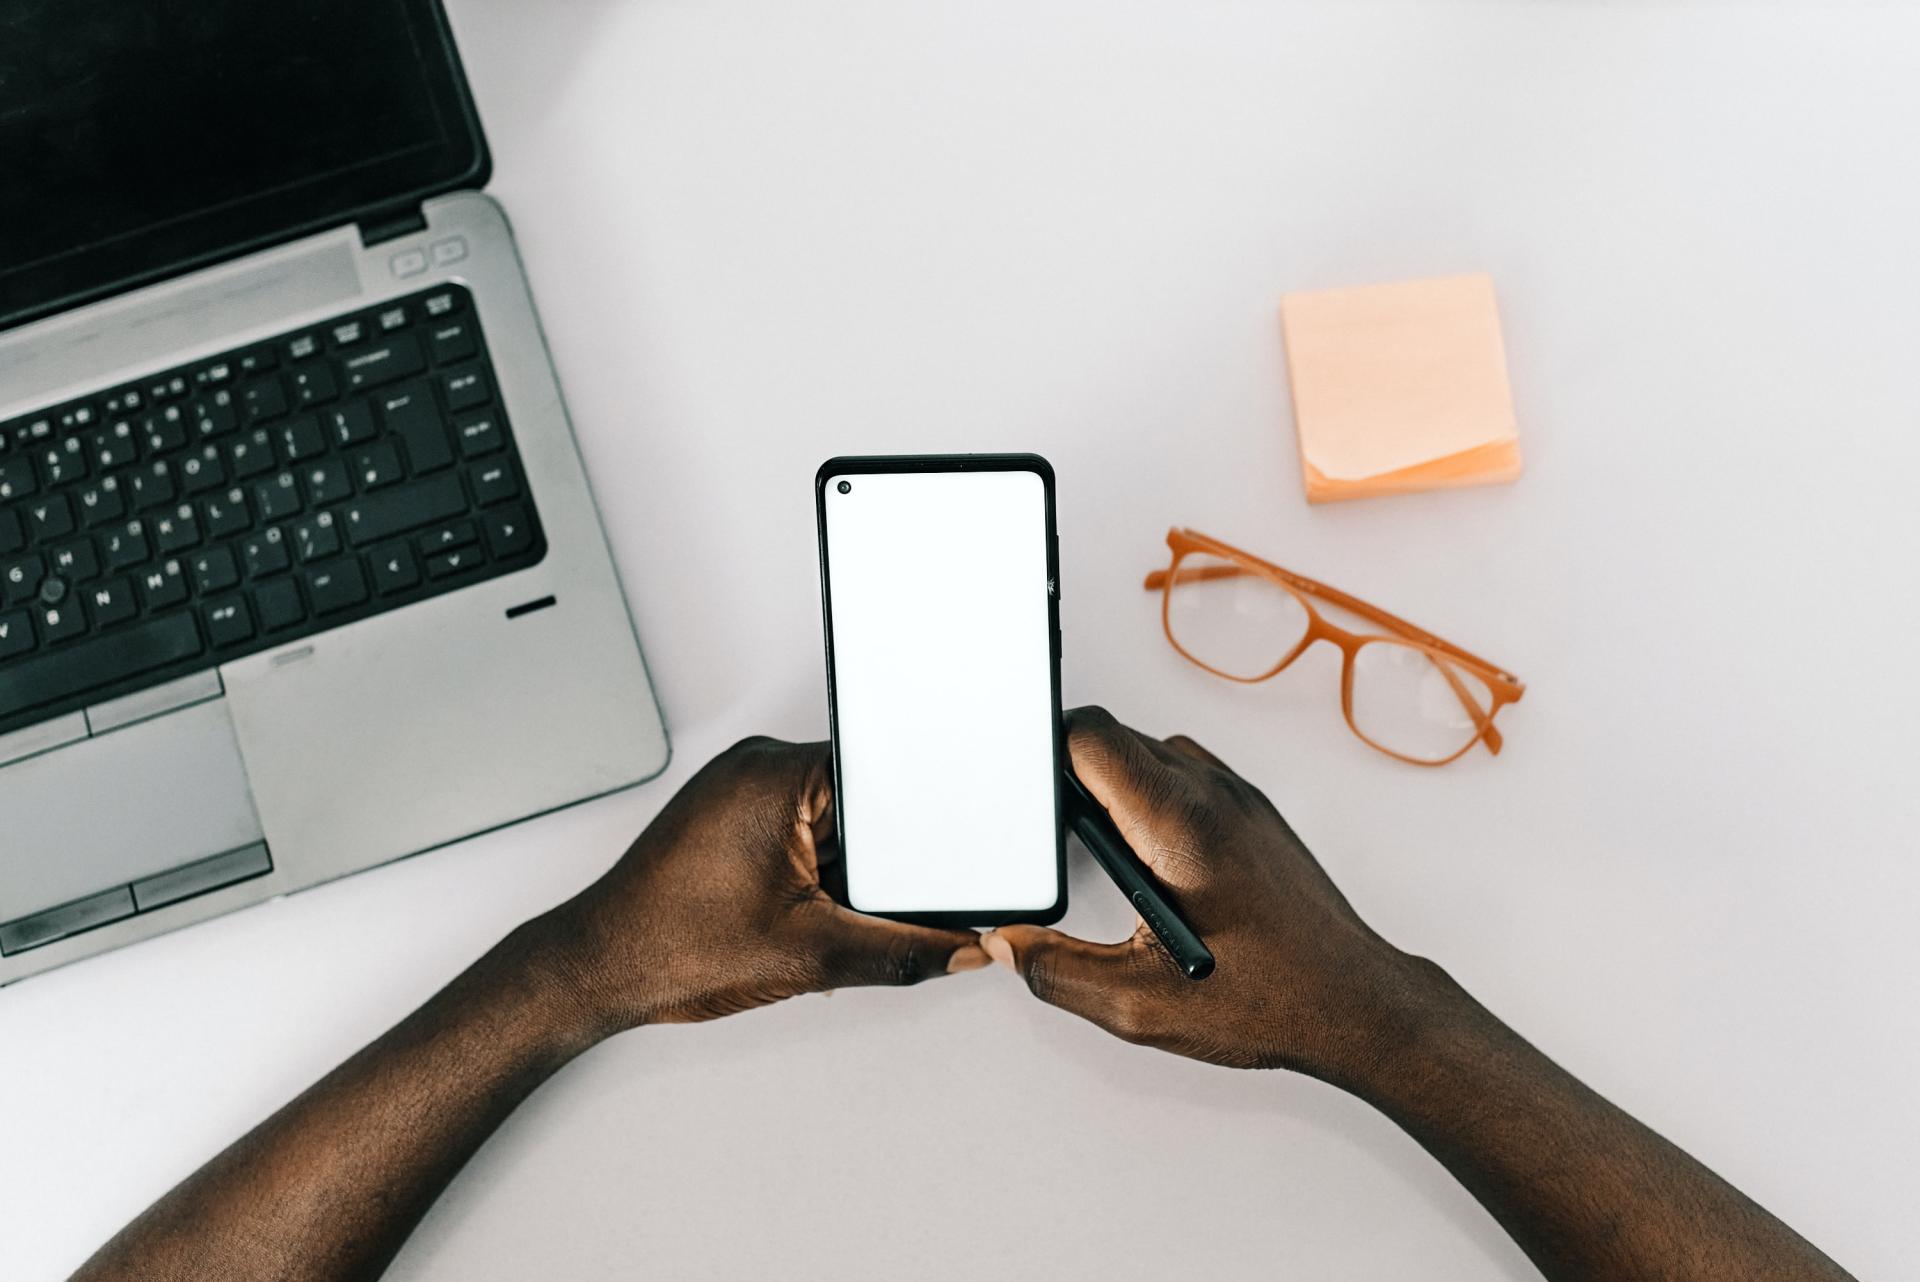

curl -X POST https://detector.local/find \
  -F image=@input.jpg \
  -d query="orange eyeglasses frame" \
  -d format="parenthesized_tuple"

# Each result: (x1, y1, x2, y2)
(1145, 529, 1526, 766)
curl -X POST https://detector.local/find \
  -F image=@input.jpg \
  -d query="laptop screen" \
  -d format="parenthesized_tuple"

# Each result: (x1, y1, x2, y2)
(0, 0, 488, 331)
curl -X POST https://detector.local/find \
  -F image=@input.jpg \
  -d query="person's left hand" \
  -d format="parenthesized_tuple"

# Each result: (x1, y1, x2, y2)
(534, 736, 989, 1034)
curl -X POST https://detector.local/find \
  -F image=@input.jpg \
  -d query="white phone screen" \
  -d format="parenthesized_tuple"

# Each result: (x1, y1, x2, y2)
(820, 465, 1060, 915)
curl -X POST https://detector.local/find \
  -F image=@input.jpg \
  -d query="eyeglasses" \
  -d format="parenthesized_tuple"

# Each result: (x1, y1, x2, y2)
(1145, 529, 1525, 766)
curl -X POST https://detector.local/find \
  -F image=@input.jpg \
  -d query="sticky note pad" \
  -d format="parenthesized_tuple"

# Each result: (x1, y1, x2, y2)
(1280, 273, 1523, 504)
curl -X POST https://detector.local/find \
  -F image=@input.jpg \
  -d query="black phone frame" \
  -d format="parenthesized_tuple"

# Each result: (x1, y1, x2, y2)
(814, 453, 1068, 928)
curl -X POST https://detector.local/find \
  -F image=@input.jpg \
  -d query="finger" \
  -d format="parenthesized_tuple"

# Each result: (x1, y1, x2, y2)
(811, 904, 988, 989)
(1063, 706, 1191, 872)
(1063, 705, 1169, 812)
(983, 925, 1153, 1041)
(1163, 733, 1231, 773)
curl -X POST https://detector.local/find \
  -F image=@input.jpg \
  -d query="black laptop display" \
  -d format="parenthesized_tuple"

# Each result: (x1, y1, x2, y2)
(0, 0, 488, 330)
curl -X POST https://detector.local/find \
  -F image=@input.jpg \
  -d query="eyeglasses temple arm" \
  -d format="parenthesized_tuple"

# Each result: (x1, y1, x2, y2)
(1146, 563, 1521, 696)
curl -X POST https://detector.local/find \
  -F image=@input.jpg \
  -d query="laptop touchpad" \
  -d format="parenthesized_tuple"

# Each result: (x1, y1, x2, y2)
(0, 700, 263, 923)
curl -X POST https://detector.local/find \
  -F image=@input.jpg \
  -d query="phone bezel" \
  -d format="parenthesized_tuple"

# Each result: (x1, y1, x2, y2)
(814, 453, 1068, 928)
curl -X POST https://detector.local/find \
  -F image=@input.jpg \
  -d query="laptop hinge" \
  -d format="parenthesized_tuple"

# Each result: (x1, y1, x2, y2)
(357, 204, 429, 248)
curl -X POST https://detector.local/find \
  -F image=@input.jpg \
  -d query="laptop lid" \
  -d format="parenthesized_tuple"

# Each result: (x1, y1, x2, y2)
(0, 0, 490, 333)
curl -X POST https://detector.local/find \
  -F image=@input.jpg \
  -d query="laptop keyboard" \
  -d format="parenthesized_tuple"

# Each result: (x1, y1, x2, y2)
(0, 284, 546, 739)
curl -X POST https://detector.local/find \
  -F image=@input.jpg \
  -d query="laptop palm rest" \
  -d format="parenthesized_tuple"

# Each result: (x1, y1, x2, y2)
(0, 699, 264, 926)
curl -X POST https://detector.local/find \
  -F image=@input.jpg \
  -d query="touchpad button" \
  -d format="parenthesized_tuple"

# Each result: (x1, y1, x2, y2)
(0, 699, 263, 922)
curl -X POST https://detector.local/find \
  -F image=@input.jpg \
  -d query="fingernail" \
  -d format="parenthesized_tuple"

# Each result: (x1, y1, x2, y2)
(946, 944, 991, 974)
(981, 932, 1016, 971)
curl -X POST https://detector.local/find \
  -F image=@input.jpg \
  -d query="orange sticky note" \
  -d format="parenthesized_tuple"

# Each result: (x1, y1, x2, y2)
(1280, 273, 1523, 504)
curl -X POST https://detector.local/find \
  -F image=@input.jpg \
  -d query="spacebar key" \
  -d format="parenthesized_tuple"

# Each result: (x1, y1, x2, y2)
(0, 613, 203, 719)
(343, 475, 467, 546)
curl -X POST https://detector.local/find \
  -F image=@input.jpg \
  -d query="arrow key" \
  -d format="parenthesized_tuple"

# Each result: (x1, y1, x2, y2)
(425, 546, 484, 579)
(370, 542, 420, 595)
(482, 506, 532, 558)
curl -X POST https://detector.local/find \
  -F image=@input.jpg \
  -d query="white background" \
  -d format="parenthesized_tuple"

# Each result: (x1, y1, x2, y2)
(823, 469, 1059, 913)
(5, 2, 1918, 1278)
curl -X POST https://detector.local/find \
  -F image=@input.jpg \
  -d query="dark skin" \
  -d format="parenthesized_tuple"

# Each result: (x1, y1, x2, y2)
(73, 714, 1855, 1282)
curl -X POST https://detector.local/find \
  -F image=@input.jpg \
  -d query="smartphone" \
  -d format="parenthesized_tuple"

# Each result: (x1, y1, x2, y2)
(815, 454, 1066, 927)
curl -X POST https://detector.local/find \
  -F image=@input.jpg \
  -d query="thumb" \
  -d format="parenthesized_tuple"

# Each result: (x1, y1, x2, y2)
(984, 925, 1150, 1041)
(811, 905, 989, 990)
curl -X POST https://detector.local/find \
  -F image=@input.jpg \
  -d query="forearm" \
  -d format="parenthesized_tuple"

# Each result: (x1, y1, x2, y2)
(1336, 959, 1854, 1282)
(74, 915, 603, 1282)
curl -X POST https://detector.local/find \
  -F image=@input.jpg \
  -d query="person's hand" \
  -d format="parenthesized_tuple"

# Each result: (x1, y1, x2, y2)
(983, 707, 1432, 1080)
(536, 737, 989, 1034)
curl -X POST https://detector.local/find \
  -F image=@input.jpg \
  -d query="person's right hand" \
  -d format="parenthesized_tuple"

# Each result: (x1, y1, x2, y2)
(983, 707, 1434, 1080)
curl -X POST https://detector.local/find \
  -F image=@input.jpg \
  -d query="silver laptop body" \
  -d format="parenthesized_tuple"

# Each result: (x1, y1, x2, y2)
(0, 20, 669, 985)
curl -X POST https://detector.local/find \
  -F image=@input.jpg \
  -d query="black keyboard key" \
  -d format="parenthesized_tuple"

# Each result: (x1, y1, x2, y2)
(190, 546, 239, 594)
(137, 561, 190, 610)
(482, 506, 534, 559)
(2, 554, 43, 606)
(304, 458, 351, 506)
(193, 359, 234, 388)
(325, 401, 378, 447)
(191, 391, 239, 438)
(376, 303, 408, 332)
(292, 513, 341, 562)
(105, 386, 145, 415)
(0, 510, 22, 555)
(286, 333, 321, 362)
(129, 461, 176, 510)
(0, 612, 201, 719)
(76, 478, 125, 527)
(37, 598, 87, 644)
(103, 521, 149, 572)
(90, 423, 137, 469)
(370, 542, 420, 595)
(56, 402, 97, 433)
(242, 377, 289, 423)
(236, 344, 278, 377)
(306, 558, 367, 614)
(27, 494, 75, 541)
(423, 290, 462, 317)
(149, 373, 189, 401)
(441, 365, 490, 412)
(0, 609, 31, 660)
(154, 506, 201, 554)
(277, 414, 326, 463)
(203, 489, 252, 539)
(469, 461, 518, 507)
(143, 406, 189, 454)
(42, 439, 88, 486)
(205, 598, 253, 647)
(255, 471, 303, 520)
(288, 362, 338, 407)
(255, 577, 305, 632)
(427, 319, 477, 364)
(342, 333, 425, 392)
(454, 413, 502, 458)
(242, 528, 291, 578)
(416, 520, 476, 556)
(180, 444, 226, 494)
(49, 540, 99, 581)
(342, 474, 464, 546)
(0, 455, 37, 500)
(378, 383, 451, 474)
(87, 578, 137, 628)
(426, 546, 483, 579)
(329, 319, 366, 349)
(228, 427, 275, 478)
(352, 442, 403, 490)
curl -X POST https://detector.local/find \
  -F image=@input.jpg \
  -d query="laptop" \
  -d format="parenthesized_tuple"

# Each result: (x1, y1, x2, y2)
(0, 0, 670, 985)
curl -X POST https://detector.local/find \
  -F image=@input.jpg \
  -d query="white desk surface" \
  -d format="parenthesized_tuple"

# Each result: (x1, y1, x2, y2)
(6, 2, 1918, 1278)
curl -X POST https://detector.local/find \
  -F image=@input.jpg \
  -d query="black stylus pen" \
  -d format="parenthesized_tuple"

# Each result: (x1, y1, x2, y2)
(1062, 770, 1215, 981)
